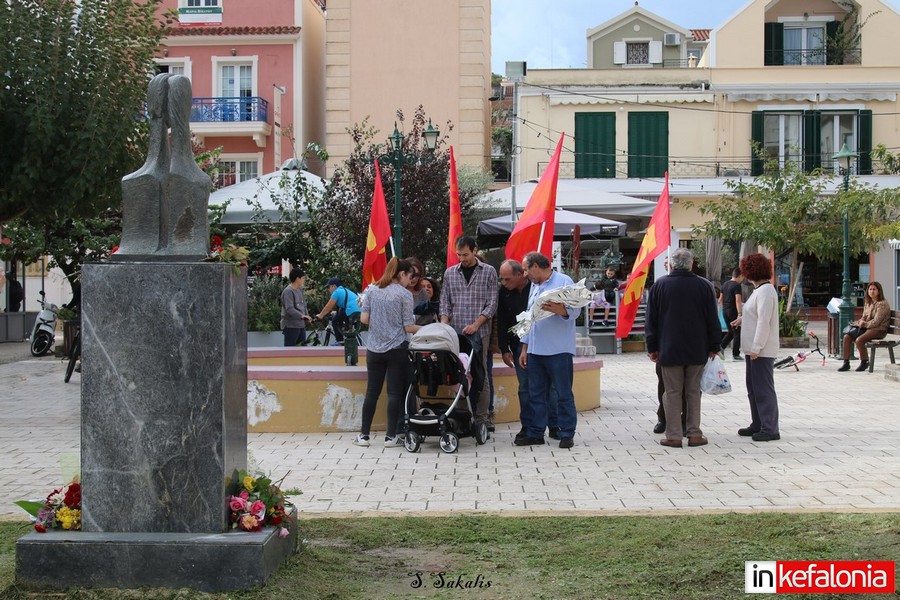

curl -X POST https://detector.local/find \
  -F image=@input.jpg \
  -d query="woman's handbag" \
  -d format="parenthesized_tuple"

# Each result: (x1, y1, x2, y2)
(700, 355, 732, 395)
(843, 325, 866, 339)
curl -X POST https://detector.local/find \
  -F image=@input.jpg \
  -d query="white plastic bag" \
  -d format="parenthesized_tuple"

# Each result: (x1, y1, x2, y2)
(700, 355, 732, 395)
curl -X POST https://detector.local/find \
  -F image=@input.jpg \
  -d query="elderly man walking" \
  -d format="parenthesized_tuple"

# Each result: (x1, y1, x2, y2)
(645, 248, 721, 448)
(440, 235, 498, 427)
(516, 252, 578, 449)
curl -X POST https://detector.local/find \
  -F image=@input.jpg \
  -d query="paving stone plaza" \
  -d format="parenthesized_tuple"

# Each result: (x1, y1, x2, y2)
(2, 322, 898, 520)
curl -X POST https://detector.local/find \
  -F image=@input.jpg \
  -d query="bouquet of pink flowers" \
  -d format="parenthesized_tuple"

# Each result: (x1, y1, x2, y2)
(227, 470, 291, 538)
(16, 479, 82, 533)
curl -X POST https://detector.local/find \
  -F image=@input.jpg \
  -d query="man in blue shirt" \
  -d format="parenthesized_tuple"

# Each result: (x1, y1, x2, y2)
(517, 252, 578, 449)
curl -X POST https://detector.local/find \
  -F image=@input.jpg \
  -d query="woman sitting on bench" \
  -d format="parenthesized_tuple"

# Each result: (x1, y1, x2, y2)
(838, 281, 892, 372)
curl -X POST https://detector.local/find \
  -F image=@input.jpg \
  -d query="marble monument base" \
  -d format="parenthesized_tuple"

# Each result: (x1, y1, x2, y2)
(16, 507, 297, 592)
(79, 262, 247, 533)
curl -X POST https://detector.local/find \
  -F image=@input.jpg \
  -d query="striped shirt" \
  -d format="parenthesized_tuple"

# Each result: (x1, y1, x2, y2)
(360, 283, 415, 353)
(439, 261, 498, 339)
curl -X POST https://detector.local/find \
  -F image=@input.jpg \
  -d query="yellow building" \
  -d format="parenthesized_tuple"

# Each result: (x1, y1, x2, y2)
(508, 0, 900, 307)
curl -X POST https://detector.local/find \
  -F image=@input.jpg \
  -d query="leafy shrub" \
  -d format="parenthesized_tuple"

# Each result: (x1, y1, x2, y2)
(248, 275, 284, 332)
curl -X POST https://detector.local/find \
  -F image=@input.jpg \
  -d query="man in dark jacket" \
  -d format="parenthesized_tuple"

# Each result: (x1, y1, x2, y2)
(646, 248, 721, 448)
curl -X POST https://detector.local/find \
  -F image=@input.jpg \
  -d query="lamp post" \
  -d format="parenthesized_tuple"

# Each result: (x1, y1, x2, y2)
(378, 119, 439, 258)
(832, 143, 858, 344)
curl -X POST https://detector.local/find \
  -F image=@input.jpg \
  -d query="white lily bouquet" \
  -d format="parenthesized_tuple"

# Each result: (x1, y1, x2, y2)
(510, 278, 594, 338)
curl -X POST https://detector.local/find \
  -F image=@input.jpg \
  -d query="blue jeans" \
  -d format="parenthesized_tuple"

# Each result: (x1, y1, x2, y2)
(512, 340, 559, 433)
(283, 327, 306, 346)
(526, 353, 574, 439)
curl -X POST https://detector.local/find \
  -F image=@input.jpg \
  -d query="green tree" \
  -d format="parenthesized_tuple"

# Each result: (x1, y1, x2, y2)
(320, 107, 493, 278)
(692, 158, 900, 310)
(0, 0, 174, 223)
(872, 144, 900, 174)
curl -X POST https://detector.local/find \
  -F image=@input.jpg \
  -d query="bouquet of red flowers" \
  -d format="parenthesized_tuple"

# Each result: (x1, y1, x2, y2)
(16, 479, 82, 533)
(227, 470, 291, 538)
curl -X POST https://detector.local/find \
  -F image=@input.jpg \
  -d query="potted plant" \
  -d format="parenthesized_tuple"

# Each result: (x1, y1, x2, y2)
(779, 300, 809, 348)
(57, 306, 79, 357)
(621, 333, 645, 353)
(247, 274, 285, 347)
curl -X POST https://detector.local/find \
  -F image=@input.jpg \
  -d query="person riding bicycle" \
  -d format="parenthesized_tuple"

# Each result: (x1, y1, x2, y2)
(315, 277, 362, 342)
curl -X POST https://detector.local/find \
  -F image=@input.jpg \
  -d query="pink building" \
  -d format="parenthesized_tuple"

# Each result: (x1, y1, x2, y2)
(158, 0, 326, 183)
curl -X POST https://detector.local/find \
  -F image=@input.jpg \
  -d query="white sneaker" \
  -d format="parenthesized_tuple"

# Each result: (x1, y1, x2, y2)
(384, 435, 404, 448)
(353, 434, 370, 447)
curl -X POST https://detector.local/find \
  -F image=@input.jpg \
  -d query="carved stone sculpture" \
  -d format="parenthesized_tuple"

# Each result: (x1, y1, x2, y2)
(116, 74, 210, 260)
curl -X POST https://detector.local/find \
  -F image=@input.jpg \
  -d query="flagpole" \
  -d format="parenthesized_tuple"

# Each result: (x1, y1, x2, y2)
(389, 237, 396, 259)
(536, 222, 546, 254)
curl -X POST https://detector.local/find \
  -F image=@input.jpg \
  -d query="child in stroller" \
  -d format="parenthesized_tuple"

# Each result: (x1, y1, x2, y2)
(403, 323, 490, 453)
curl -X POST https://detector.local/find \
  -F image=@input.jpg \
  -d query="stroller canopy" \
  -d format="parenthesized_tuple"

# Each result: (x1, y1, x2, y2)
(410, 323, 460, 355)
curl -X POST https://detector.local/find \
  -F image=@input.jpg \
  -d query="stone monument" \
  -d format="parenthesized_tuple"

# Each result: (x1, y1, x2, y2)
(16, 74, 295, 592)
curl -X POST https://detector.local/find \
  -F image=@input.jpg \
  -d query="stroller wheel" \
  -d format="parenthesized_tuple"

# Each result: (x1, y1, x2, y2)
(474, 422, 488, 445)
(439, 432, 459, 454)
(404, 431, 421, 453)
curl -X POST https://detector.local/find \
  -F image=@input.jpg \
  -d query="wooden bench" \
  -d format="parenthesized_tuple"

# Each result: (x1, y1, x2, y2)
(866, 310, 900, 373)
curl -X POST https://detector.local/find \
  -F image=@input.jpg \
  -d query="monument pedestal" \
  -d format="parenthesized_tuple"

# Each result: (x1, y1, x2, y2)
(16, 507, 297, 592)
(16, 262, 294, 591)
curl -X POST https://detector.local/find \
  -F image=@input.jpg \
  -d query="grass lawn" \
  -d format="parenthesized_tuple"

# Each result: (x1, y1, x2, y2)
(1, 512, 898, 599)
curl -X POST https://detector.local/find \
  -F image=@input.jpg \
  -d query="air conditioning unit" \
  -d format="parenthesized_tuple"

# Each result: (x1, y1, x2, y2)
(664, 32, 681, 46)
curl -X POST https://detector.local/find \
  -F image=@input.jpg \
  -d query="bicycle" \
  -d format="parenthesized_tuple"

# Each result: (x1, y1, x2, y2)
(64, 327, 81, 383)
(301, 317, 362, 349)
(774, 330, 826, 371)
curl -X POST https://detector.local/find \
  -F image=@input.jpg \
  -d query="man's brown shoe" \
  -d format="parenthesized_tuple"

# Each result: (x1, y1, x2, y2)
(659, 438, 683, 448)
(688, 435, 709, 447)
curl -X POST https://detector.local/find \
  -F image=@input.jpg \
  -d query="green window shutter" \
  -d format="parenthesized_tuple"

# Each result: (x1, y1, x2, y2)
(826, 21, 840, 65)
(764, 22, 784, 66)
(751, 111, 765, 176)
(857, 109, 872, 175)
(574, 112, 616, 178)
(627, 112, 668, 178)
(803, 110, 821, 173)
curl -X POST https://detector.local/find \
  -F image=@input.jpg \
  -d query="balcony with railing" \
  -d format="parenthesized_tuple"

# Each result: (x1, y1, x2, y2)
(189, 96, 272, 147)
(764, 47, 861, 66)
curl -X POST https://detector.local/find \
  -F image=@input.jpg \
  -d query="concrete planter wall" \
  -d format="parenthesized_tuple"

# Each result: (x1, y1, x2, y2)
(780, 336, 810, 348)
(248, 331, 283, 347)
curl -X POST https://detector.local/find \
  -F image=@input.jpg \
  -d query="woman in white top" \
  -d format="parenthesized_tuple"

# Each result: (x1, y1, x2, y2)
(731, 253, 780, 442)
(354, 257, 421, 448)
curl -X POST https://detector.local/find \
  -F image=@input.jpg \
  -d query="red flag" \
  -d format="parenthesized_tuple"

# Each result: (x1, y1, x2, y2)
(616, 172, 671, 339)
(362, 160, 392, 288)
(446, 146, 463, 268)
(504, 132, 565, 262)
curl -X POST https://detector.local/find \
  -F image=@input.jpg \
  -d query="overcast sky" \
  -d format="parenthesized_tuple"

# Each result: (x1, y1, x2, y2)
(490, 0, 900, 73)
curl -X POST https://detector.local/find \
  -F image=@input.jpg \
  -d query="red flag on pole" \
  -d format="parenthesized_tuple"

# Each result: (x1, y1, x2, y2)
(362, 160, 392, 288)
(446, 146, 463, 268)
(616, 172, 671, 339)
(504, 132, 565, 263)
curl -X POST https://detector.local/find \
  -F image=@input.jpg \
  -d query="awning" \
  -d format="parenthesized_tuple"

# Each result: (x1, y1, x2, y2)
(476, 208, 627, 246)
(483, 181, 657, 218)
(210, 167, 326, 225)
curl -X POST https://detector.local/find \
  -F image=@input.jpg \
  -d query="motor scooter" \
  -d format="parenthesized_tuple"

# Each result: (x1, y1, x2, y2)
(29, 291, 58, 357)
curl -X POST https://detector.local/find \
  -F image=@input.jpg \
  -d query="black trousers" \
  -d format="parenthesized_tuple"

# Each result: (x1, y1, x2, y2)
(720, 308, 741, 357)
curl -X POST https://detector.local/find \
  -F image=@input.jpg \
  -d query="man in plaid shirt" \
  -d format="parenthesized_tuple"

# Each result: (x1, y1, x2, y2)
(440, 235, 498, 426)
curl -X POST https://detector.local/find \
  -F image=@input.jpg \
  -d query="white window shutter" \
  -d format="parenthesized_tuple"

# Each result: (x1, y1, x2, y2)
(649, 41, 663, 63)
(613, 42, 625, 64)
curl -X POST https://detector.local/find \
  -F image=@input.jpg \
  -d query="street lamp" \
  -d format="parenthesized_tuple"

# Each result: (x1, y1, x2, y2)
(378, 119, 439, 258)
(832, 142, 858, 345)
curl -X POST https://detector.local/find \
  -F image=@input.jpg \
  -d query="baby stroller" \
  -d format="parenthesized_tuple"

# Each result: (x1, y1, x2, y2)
(403, 323, 489, 453)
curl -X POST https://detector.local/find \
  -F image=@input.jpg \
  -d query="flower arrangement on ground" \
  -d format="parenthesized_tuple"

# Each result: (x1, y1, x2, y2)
(227, 469, 292, 538)
(16, 479, 82, 533)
